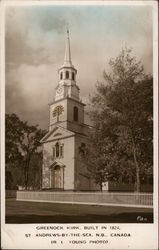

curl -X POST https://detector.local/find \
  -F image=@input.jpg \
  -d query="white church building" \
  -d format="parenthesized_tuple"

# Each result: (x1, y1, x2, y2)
(40, 30, 99, 191)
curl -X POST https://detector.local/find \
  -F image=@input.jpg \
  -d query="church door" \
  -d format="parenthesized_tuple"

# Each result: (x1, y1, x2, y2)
(51, 166, 61, 189)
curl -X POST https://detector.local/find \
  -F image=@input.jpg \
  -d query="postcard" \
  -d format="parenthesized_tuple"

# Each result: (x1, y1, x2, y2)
(1, 0, 158, 249)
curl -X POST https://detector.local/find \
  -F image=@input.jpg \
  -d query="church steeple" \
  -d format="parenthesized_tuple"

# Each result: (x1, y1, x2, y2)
(49, 30, 85, 131)
(55, 30, 79, 102)
(63, 29, 72, 67)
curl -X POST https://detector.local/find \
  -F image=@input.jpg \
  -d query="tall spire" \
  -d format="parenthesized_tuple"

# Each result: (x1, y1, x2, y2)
(63, 29, 73, 67)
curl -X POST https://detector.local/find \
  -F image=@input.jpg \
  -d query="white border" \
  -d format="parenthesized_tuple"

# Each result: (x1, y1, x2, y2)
(152, 1, 158, 233)
(1, 1, 158, 249)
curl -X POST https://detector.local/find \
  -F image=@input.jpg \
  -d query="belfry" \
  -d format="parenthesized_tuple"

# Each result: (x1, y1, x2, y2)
(41, 30, 99, 191)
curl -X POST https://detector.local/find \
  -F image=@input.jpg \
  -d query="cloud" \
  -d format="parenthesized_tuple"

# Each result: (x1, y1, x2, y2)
(5, 5, 153, 129)
(5, 7, 65, 66)
(6, 64, 57, 128)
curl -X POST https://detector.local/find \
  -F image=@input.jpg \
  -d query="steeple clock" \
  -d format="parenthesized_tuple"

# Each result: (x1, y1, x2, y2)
(49, 30, 85, 133)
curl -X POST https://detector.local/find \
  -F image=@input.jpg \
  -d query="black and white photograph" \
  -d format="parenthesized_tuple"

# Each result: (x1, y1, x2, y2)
(1, 0, 158, 249)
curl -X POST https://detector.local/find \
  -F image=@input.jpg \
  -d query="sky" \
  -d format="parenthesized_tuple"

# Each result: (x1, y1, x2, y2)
(5, 4, 153, 129)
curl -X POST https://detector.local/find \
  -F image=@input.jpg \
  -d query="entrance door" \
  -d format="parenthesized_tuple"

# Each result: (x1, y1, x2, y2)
(51, 166, 61, 189)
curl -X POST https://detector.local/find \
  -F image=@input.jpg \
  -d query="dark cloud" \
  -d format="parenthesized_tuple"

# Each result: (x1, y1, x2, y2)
(5, 72, 50, 129)
(6, 32, 32, 65)
(5, 32, 58, 68)
(5, 5, 153, 130)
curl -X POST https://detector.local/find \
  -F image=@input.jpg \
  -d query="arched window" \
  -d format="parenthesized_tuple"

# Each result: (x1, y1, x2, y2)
(60, 144, 64, 158)
(53, 143, 64, 159)
(66, 71, 69, 79)
(53, 147, 55, 160)
(74, 106, 78, 121)
(72, 72, 75, 81)
(55, 142, 59, 157)
(60, 72, 63, 80)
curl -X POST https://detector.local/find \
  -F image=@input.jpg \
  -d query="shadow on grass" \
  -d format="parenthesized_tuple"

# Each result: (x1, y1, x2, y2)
(5, 199, 153, 223)
(6, 212, 153, 224)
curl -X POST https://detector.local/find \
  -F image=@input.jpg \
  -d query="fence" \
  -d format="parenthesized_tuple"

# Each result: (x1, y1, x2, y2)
(16, 191, 153, 208)
(6, 190, 17, 198)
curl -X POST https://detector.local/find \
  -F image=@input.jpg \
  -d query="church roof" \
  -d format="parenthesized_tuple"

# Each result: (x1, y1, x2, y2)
(40, 123, 88, 144)
(40, 125, 75, 143)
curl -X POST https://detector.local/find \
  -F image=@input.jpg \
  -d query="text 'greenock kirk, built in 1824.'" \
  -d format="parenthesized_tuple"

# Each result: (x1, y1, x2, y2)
(40, 30, 99, 191)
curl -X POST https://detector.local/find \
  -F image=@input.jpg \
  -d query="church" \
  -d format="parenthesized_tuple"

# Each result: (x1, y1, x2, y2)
(40, 30, 99, 191)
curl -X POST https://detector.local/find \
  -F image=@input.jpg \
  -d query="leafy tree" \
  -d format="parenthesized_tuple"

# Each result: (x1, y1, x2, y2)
(5, 113, 46, 190)
(5, 170, 14, 189)
(82, 48, 153, 192)
(27, 152, 43, 190)
(79, 126, 121, 191)
(5, 113, 24, 165)
(20, 123, 46, 190)
(5, 113, 24, 189)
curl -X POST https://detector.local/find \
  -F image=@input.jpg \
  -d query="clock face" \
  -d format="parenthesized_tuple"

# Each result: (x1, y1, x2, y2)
(57, 86, 63, 94)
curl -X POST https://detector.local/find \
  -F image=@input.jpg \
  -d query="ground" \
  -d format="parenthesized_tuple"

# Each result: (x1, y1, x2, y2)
(6, 198, 153, 223)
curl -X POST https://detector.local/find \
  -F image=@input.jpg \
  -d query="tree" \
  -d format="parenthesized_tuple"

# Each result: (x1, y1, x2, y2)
(5, 113, 24, 189)
(5, 113, 24, 165)
(21, 122, 46, 190)
(5, 113, 46, 190)
(82, 48, 153, 192)
(26, 152, 43, 190)
(79, 133, 120, 191)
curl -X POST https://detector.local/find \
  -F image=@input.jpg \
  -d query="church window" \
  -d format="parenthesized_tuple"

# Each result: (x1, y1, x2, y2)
(60, 144, 64, 158)
(60, 72, 63, 80)
(74, 106, 78, 121)
(72, 72, 75, 80)
(53, 147, 56, 160)
(53, 143, 64, 159)
(66, 71, 69, 79)
(53, 105, 64, 117)
(55, 142, 59, 157)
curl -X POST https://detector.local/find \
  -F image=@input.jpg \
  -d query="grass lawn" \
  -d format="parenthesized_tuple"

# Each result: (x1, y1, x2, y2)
(6, 198, 153, 223)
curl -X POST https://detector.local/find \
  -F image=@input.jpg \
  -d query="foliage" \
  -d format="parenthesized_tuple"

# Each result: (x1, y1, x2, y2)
(81, 48, 153, 192)
(5, 113, 46, 190)
(26, 152, 43, 190)
(5, 113, 24, 165)
(21, 121, 46, 189)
